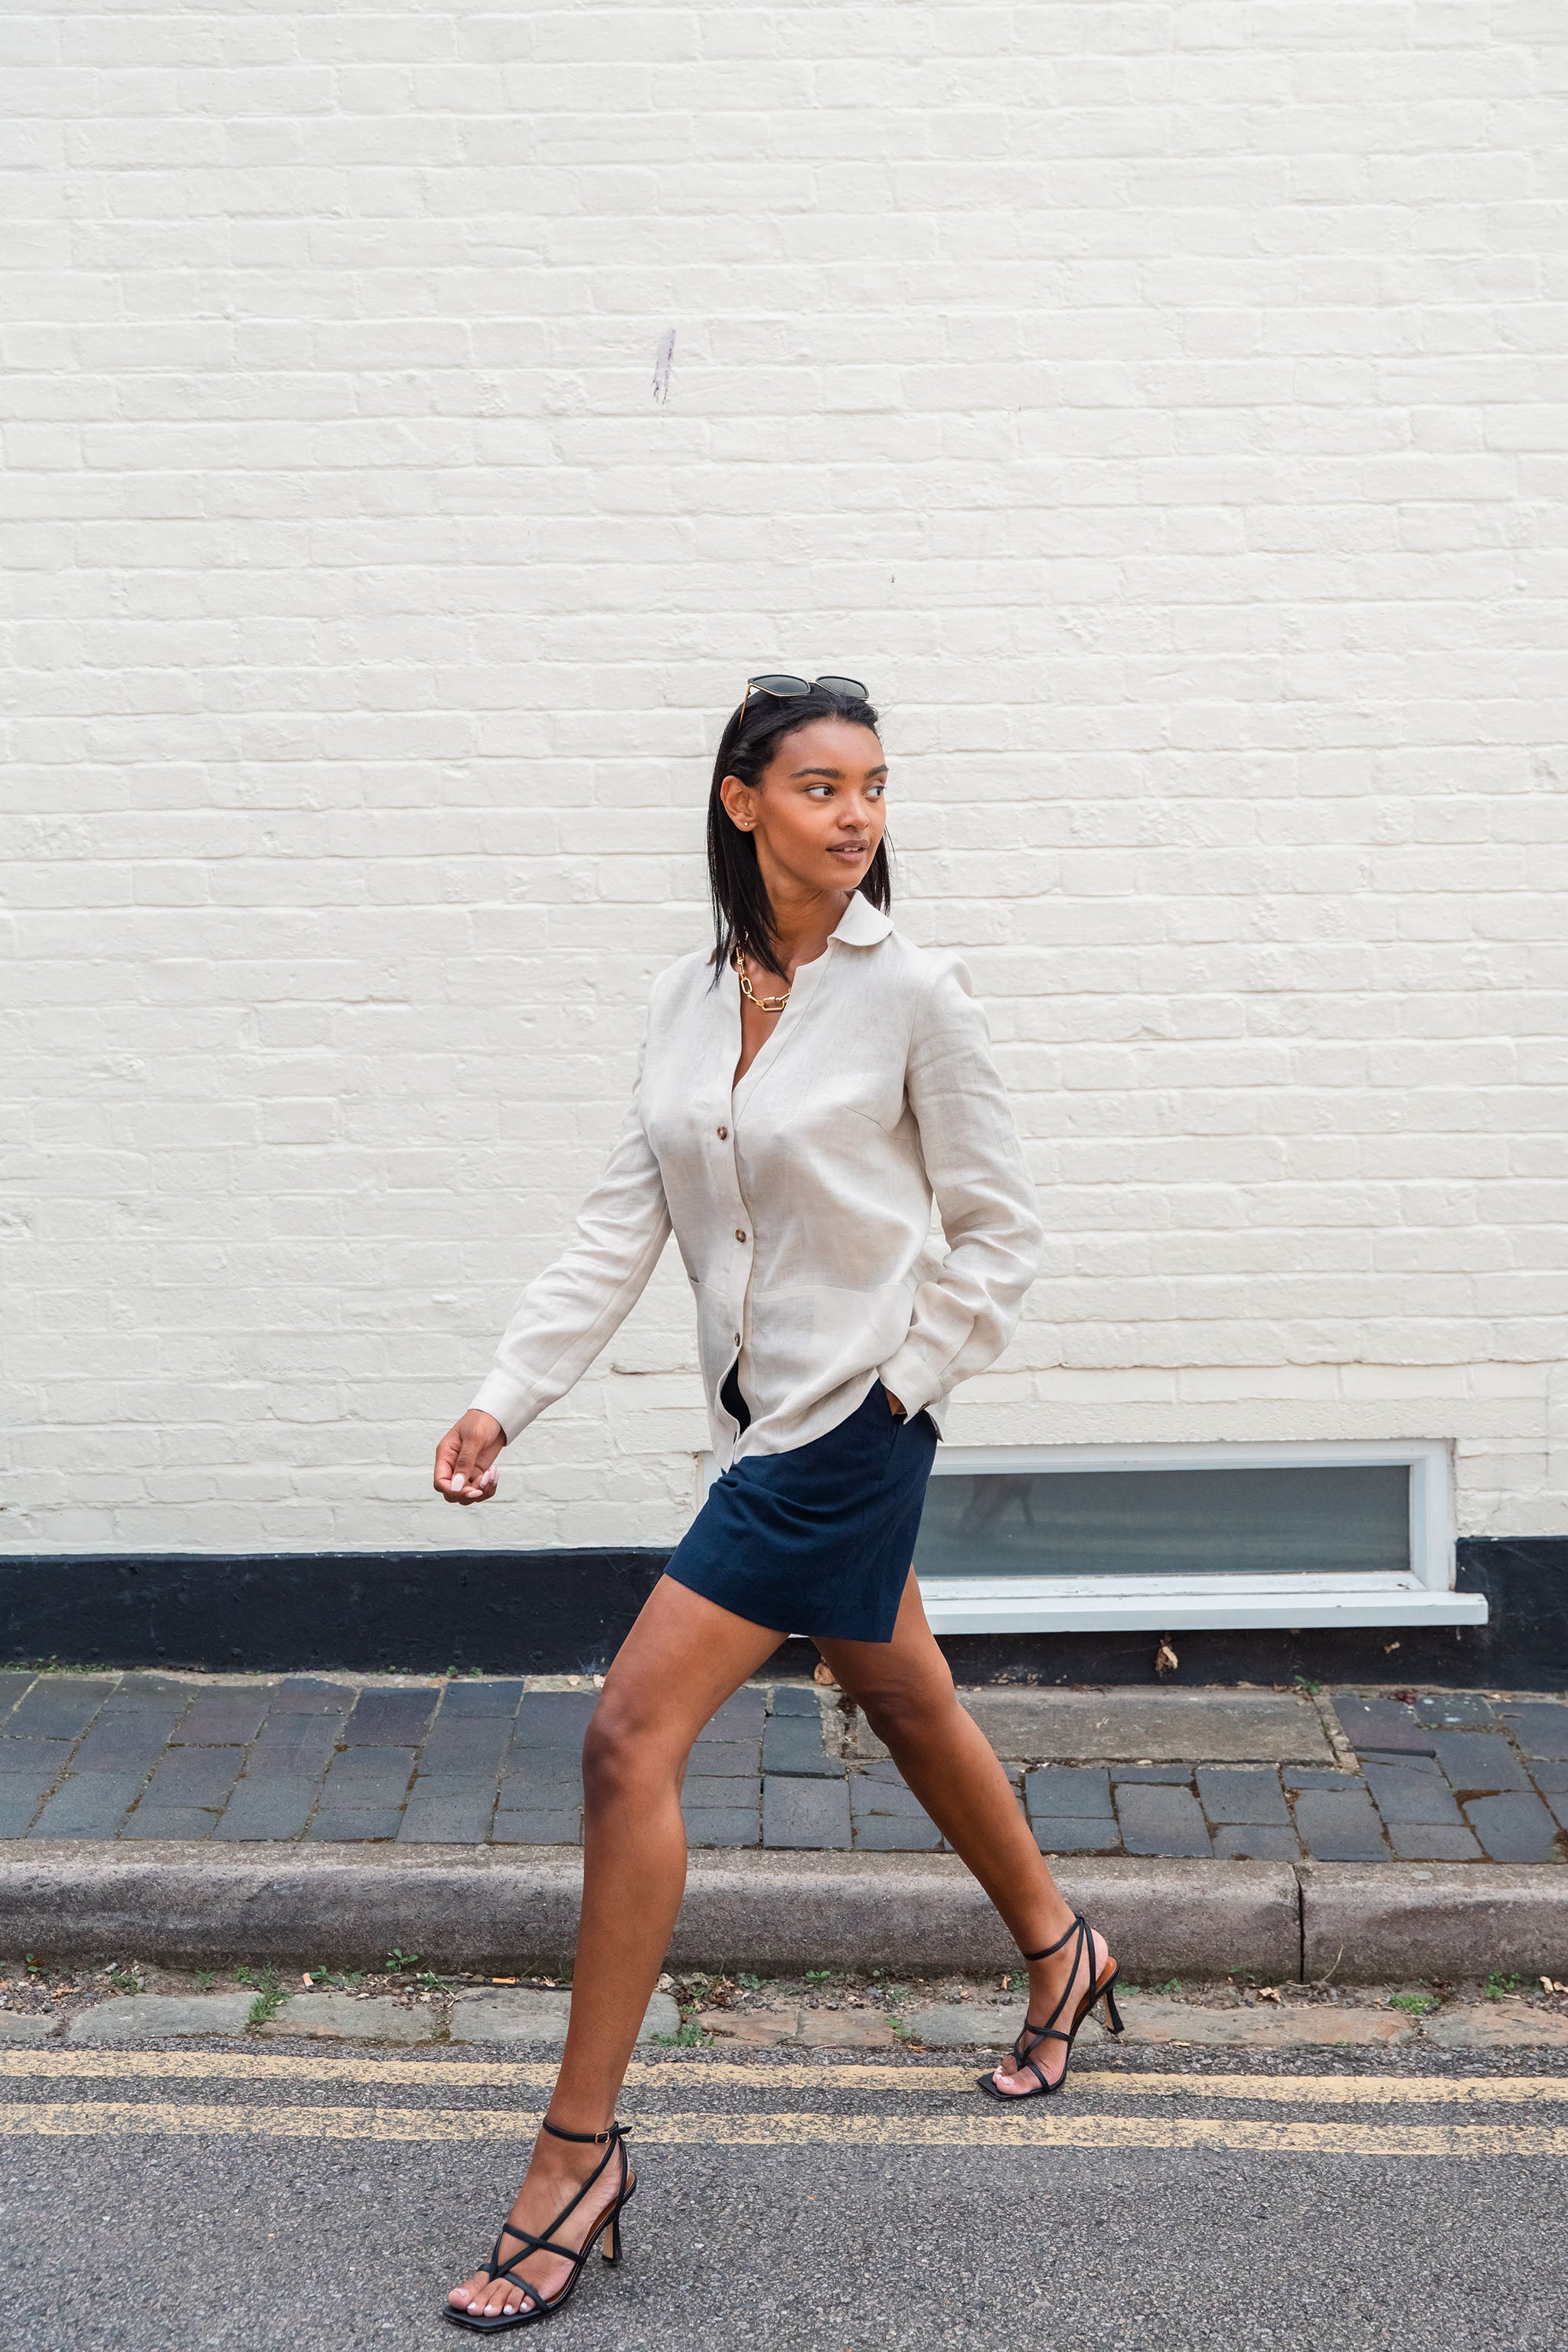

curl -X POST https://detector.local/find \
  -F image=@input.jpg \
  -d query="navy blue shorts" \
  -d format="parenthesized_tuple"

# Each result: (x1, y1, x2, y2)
(662, 1379, 939, 1645)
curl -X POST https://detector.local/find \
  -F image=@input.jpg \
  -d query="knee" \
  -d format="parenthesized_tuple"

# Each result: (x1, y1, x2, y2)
(581, 1697, 675, 1805)
(856, 1672, 959, 1752)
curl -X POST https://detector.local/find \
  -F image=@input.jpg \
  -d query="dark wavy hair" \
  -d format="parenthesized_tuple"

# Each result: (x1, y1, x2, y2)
(707, 682, 888, 983)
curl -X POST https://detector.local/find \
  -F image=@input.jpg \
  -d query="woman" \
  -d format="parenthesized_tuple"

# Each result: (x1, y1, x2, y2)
(433, 678, 1122, 2331)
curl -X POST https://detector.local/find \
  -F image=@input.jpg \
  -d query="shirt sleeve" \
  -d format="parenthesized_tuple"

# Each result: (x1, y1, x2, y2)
(875, 954, 1044, 1419)
(469, 1031, 672, 1443)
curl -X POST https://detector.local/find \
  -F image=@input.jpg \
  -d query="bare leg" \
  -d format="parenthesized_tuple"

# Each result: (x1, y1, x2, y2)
(818, 1575, 1116, 2097)
(449, 1576, 784, 2321)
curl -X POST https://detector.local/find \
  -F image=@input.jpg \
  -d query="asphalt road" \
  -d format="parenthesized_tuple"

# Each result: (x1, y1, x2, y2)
(4, 2039, 1566, 2352)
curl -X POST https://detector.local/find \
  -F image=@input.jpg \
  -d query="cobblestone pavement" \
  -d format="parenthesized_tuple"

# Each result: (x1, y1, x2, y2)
(1, 1669, 1564, 1866)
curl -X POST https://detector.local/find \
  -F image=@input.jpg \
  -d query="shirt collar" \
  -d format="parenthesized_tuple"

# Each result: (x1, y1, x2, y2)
(830, 892, 894, 948)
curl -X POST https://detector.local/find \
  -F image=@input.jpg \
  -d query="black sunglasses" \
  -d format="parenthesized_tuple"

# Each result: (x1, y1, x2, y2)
(741, 671, 867, 711)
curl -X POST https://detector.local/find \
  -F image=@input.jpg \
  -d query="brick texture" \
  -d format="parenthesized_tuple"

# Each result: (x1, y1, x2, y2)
(2, 6, 1565, 1557)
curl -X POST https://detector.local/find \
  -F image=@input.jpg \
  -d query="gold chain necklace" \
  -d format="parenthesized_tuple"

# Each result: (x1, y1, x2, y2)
(732, 946, 790, 1014)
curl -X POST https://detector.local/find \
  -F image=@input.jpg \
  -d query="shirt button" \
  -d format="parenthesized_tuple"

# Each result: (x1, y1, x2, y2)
(733, 1332, 742, 1346)
(717, 1125, 728, 1140)
(735, 1227, 746, 1243)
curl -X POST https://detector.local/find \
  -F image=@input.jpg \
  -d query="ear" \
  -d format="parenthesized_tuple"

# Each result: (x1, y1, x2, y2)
(719, 773, 757, 831)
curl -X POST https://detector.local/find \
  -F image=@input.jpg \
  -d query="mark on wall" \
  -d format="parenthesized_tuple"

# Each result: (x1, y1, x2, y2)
(652, 328, 675, 405)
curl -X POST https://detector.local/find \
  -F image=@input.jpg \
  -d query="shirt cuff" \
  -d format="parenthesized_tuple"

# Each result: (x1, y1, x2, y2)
(469, 1372, 532, 1445)
(876, 1344, 944, 1424)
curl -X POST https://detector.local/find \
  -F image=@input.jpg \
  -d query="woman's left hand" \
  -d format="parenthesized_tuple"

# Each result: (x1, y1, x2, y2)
(885, 1388, 906, 1417)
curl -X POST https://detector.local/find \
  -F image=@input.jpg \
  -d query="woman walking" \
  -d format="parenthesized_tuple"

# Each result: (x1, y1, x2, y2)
(433, 678, 1122, 2330)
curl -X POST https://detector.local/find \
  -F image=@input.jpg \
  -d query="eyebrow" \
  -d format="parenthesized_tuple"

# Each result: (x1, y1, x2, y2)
(789, 763, 889, 780)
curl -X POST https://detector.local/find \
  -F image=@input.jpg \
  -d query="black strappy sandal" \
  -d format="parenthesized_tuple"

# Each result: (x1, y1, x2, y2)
(443, 2118, 635, 2332)
(975, 1913, 1124, 2102)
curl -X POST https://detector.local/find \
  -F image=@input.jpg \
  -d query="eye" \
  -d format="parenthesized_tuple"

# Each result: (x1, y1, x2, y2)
(805, 784, 835, 799)
(867, 783, 886, 799)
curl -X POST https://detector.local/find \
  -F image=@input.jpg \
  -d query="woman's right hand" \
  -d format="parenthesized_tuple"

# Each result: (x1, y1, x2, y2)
(433, 1410, 508, 1504)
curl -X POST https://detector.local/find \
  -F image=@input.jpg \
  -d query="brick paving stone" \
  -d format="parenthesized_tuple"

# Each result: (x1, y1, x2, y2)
(121, 1805, 220, 1841)
(7, 1679, 117, 1740)
(1386, 1823, 1484, 1861)
(762, 1713, 841, 1778)
(704, 2009, 801, 2046)
(102, 1674, 192, 1707)
(1035, 1818, 1123, 1855)
(1285, 1767, 1361, 1790)
(69, 1994, 255, 2043)
(438, 1678, 526, 1718)
(69, 1716, 181, 1772)
(511, 1694, 596, 1747)
(1413, 1694, 1497, 1727)
(1502, 1704, 1568, 1759)
(769, 1687, 822, 1717)
(417, 1719, 512, 1775)
(398, 1778, 497, 1843)
(247, 1718, 341, 1775)
(0, 2013, 62, 2043)
(1365, 1761, 1465, 1826)
(1197, 1769, 1289, 1825)
(1424, 2002, 1568, 2050)
(709, 1688, 767, 1734)
(492, 1809, 580, 1844)
(0, 1673, 38, 1722)
(1536, 1785, 1568, 1829)
(1212, 1824, 1302, 1860)
(798, 2009, 897, 2047)
(1026, 1766, 1112, 1820)
(265, 1993, 432, 2043)
(1292, 1787, 1390, 1861)
(172, 1690, 274, 1746)
(0, 1795, 44, 1837)
(900, 2002, 1022, 2049)
(30, 1772, 145, 1838)
(1331, 1699, 1437, 1756)
(321, 1747, 416, 1805)
(763, 1775, 851, 1849)
(688, 1738, 761, 1778)
(446, 1989, 678, 2045)
(272, 1678, 354, 1715)
(1528, 1756, 1568, 1790)
(682, 1773, 759, 1808)
(1116, 1784, 1211, 1857)
(1111, 1766, 1195, 1785)
(214, 1775, 319, 1840)
(139, 1746, 245, 1808)
(1431, 1732, 1532, 1793)
(684, 1805, 762, 1847)
(305, 1808, 404, 1841)
(853, 1811, 942, 1851)
(0, 1741, 74, 1796)
(1112, 1998, 1412, 2048)
(1462, 1790, 1563, 1862)
(341, 1689, 439, 1746)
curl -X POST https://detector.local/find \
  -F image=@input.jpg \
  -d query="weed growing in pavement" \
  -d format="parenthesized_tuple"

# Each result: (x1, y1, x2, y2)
(654, 2020, 713, 2048)
(24, 1956, 44, 1977)
(307, 1966, 365, 1990)
(805, 1968, 831, 1984)
(193, 1972, 217, 1991)
(244, 1968, 288, 2030)
(1389, 1991, 1438, 2016)
(1153, 1978, 1185, 1994)
(1292, 1673, 1323, 1696)
(1485, 1971, 1523, 2001)
(738, 1973, 762, 1990)
(106, 1968, 141, 1995)
(385, 1948, 421, 1974)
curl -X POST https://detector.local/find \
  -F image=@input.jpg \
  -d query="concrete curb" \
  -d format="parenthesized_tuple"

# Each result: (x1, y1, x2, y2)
(2, 1840, 1563, 1981)
(1302, 1861, 1568, 1980)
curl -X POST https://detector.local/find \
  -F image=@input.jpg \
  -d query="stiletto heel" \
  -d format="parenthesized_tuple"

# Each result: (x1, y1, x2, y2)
(444, 2118, 635, 2331)
(975, 1913, 1120, 2102)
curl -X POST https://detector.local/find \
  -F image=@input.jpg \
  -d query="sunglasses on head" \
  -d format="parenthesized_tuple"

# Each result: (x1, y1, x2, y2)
(740, 671, 867, 713)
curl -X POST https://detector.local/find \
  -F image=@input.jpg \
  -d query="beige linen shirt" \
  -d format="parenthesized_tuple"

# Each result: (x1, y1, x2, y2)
(472, 893, 1044, 1470)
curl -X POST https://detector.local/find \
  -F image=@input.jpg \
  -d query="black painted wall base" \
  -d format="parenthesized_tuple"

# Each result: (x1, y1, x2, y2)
(2, 1538, 1563, 1689)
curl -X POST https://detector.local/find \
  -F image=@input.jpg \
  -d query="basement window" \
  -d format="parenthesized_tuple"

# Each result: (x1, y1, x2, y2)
(910, 1439, 1482, 1636)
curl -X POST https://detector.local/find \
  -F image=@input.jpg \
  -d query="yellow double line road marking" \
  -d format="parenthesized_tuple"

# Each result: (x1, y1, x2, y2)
(4, 2049, 1568, 2106)
(3, 2102, 1568, 2156)
(2, 2051, 1566, 2154)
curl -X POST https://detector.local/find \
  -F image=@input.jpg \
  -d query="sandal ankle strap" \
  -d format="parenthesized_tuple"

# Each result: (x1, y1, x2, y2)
(541, 2117, 626, 2145)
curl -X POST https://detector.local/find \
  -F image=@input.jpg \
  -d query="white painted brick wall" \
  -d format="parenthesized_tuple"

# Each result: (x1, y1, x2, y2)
(4, 2, 1565, 1557)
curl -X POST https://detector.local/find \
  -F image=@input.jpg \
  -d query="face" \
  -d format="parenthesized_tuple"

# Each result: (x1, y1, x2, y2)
(720, 717, 887, 904)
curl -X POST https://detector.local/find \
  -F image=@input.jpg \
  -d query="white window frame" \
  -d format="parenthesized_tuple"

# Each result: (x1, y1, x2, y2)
(912, 1436, 1485, 1636)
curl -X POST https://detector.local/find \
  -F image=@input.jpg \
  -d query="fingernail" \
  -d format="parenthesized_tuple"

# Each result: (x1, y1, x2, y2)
(451, 1473, 466, 1491)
